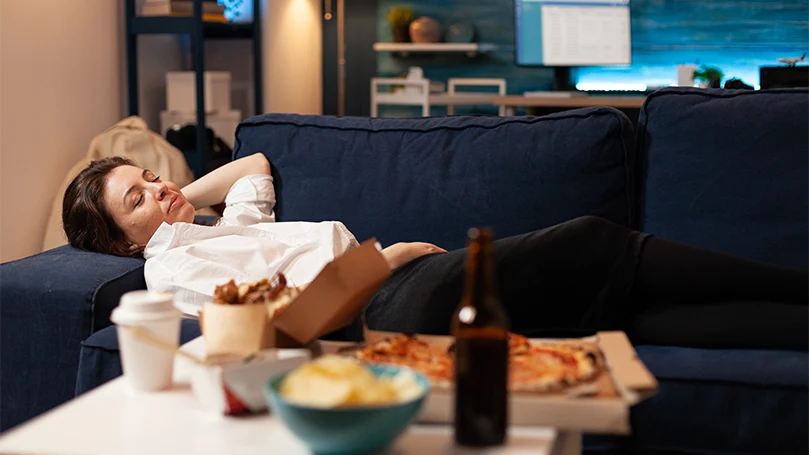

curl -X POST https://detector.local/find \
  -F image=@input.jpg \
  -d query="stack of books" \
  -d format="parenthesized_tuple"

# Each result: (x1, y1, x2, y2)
(140, 0, 226, 20)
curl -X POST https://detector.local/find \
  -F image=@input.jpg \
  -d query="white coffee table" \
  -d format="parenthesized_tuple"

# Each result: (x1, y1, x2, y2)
(0, 373, 576, 455)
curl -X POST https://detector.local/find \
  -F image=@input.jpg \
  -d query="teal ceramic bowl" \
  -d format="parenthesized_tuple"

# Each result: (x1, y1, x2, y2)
(265, 364, 430, 455)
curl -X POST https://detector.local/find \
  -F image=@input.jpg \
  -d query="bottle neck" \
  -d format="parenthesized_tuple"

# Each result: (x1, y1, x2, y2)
(463, 235, 496, 307)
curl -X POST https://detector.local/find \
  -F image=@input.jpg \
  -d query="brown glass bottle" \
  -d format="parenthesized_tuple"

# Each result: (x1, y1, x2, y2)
(451, 227, 509, 447)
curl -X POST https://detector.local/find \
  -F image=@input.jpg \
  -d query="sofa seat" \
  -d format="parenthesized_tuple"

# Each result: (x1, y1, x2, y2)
(625, 346, 808, 455)
(74, 319, 202, 396)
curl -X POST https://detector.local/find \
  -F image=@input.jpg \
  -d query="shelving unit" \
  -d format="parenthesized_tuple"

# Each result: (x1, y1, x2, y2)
(373, 42, 496, 57)
(124, 0, 263, 177)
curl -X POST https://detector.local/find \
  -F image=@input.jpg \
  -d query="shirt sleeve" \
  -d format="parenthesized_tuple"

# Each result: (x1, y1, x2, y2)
(220, 174, 276, 226)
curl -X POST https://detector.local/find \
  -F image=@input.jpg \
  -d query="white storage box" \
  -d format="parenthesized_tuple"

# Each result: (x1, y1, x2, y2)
(160, 109, 241, 149)
(166, 71, 231, 113)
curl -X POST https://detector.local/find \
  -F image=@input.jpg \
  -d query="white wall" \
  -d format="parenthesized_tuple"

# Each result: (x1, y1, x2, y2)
(264, 0, 322, 114)
(0, 0, 124, 262)
(0, 0, 323, 263)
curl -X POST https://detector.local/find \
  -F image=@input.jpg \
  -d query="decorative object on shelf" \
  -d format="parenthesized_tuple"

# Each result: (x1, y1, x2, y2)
(140, 0, 226, 17)
(677, 64, 697, 86)
(386, 6, 414, 43)
(693, 65, 724, 88)
(409, 17, 441, 44)
(394, 67, 427, 94)
(444, 21, 475, 43)
(777, 52, 806, 67)
(218, 0, 253, 23)
(723, 78, 753, 90)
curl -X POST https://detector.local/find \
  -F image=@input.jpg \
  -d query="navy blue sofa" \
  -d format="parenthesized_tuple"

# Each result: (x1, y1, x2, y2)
(1, 87, 806, 454)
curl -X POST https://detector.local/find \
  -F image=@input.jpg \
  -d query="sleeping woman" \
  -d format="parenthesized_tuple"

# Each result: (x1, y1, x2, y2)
(62, 153, 808, 350)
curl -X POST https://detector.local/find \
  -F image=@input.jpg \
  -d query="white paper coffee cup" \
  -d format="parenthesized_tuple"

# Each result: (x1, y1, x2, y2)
(111, 290, 182, 392)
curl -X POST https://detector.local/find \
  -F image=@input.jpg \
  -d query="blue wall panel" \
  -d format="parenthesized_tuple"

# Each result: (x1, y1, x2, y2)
(376, 0, 808, 105)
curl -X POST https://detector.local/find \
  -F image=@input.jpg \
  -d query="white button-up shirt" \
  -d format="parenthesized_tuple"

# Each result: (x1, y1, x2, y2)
(143, 174, 359, 316)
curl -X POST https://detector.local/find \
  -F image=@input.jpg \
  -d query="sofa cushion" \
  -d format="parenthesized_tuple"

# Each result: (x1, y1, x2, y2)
(583, 346, 808, 455)
(628, 346, 808, 455)
(234, 108, 637, 251)
(0, 245, 145, 430)
(638, 87, 809, 268)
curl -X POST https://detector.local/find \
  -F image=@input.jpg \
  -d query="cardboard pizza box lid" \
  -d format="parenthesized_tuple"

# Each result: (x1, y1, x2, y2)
(596, 331, 658, 394)
(272, 239, 391, 345)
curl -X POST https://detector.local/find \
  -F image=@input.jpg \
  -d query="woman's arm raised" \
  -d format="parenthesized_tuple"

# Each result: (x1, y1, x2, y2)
(181, 153, 271, 210)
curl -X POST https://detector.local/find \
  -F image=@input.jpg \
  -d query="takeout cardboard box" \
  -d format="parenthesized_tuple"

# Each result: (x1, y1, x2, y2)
(200, 240, 390, 357)
(362, 328, 658, 435)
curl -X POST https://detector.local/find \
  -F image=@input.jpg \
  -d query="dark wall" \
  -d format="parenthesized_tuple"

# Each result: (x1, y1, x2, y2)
(322, 0, 378, 117)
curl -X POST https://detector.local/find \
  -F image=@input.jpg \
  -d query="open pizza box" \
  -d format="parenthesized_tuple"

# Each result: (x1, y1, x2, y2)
(358, 326, 658, 434)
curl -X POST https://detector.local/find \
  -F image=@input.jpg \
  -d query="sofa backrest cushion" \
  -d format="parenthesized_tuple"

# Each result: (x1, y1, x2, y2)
(234, 108, 637, 251)
(638, 87, 808, 268)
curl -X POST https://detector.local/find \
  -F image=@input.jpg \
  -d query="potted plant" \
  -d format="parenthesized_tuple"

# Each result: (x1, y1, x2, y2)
(693, 65, 724, 88)
(387, 6, 414, 43)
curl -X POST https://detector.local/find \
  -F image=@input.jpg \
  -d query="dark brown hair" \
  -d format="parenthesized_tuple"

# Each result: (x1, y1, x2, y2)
(62, 156, 138, 257)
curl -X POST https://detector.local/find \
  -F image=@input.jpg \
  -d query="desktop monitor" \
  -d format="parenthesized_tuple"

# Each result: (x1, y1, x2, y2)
(515, 0, 632, 67)
(760, 66, 809, 89)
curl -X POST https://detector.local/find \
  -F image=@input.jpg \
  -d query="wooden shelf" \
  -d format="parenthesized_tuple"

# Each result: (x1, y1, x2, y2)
(492, 95, 647, 110)
(129, 16, 254, 39)
(125, 0, 263, 178)
(373, 42, 496, 57)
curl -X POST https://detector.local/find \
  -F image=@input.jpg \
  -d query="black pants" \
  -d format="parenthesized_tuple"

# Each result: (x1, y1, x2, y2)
(362, 216, 808, 351)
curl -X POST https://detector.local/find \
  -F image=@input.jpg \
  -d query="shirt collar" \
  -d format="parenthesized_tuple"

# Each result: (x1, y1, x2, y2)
(143, 222, 176, 259)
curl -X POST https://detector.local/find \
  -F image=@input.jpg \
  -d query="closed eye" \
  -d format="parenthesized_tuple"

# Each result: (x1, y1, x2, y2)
(134, 175, 160, 208)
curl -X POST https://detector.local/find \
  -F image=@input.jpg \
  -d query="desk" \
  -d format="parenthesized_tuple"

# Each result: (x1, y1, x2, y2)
(372, 92, 499, 117)
(493, 95, 647, 116)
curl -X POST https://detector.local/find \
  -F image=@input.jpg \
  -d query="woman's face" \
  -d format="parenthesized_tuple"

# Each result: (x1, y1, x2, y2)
(103, 165, 195, 249)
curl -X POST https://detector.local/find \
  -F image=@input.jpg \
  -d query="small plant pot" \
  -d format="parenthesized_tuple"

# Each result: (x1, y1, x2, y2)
(392, 26, 411, 43)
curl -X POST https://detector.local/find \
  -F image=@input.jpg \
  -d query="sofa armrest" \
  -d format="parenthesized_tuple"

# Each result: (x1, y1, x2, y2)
(0, 246, 145, 431)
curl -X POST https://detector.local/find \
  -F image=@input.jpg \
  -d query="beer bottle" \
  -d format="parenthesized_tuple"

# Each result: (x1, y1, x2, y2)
(451, 227, 509, 446)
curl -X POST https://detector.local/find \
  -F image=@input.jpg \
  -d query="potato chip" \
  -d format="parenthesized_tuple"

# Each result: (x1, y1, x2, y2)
(281, 366, 353, 408)
(280, 355, 423, 408)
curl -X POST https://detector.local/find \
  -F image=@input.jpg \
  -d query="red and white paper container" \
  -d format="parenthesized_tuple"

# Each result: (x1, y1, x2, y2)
(188, 349, 310, 415)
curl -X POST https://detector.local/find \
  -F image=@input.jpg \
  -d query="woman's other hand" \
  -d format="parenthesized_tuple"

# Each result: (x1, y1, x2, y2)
(380, 242, 447, 270)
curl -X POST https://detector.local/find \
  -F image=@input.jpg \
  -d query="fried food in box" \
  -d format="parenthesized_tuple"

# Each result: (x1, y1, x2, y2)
(213, 273, 300, 319)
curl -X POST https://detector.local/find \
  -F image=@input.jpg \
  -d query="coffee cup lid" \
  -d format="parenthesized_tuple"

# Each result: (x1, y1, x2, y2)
(111, 290, 180, 324)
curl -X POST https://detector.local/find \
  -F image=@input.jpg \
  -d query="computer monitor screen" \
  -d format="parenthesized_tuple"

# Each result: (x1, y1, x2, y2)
(515, 0, 632, 66)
